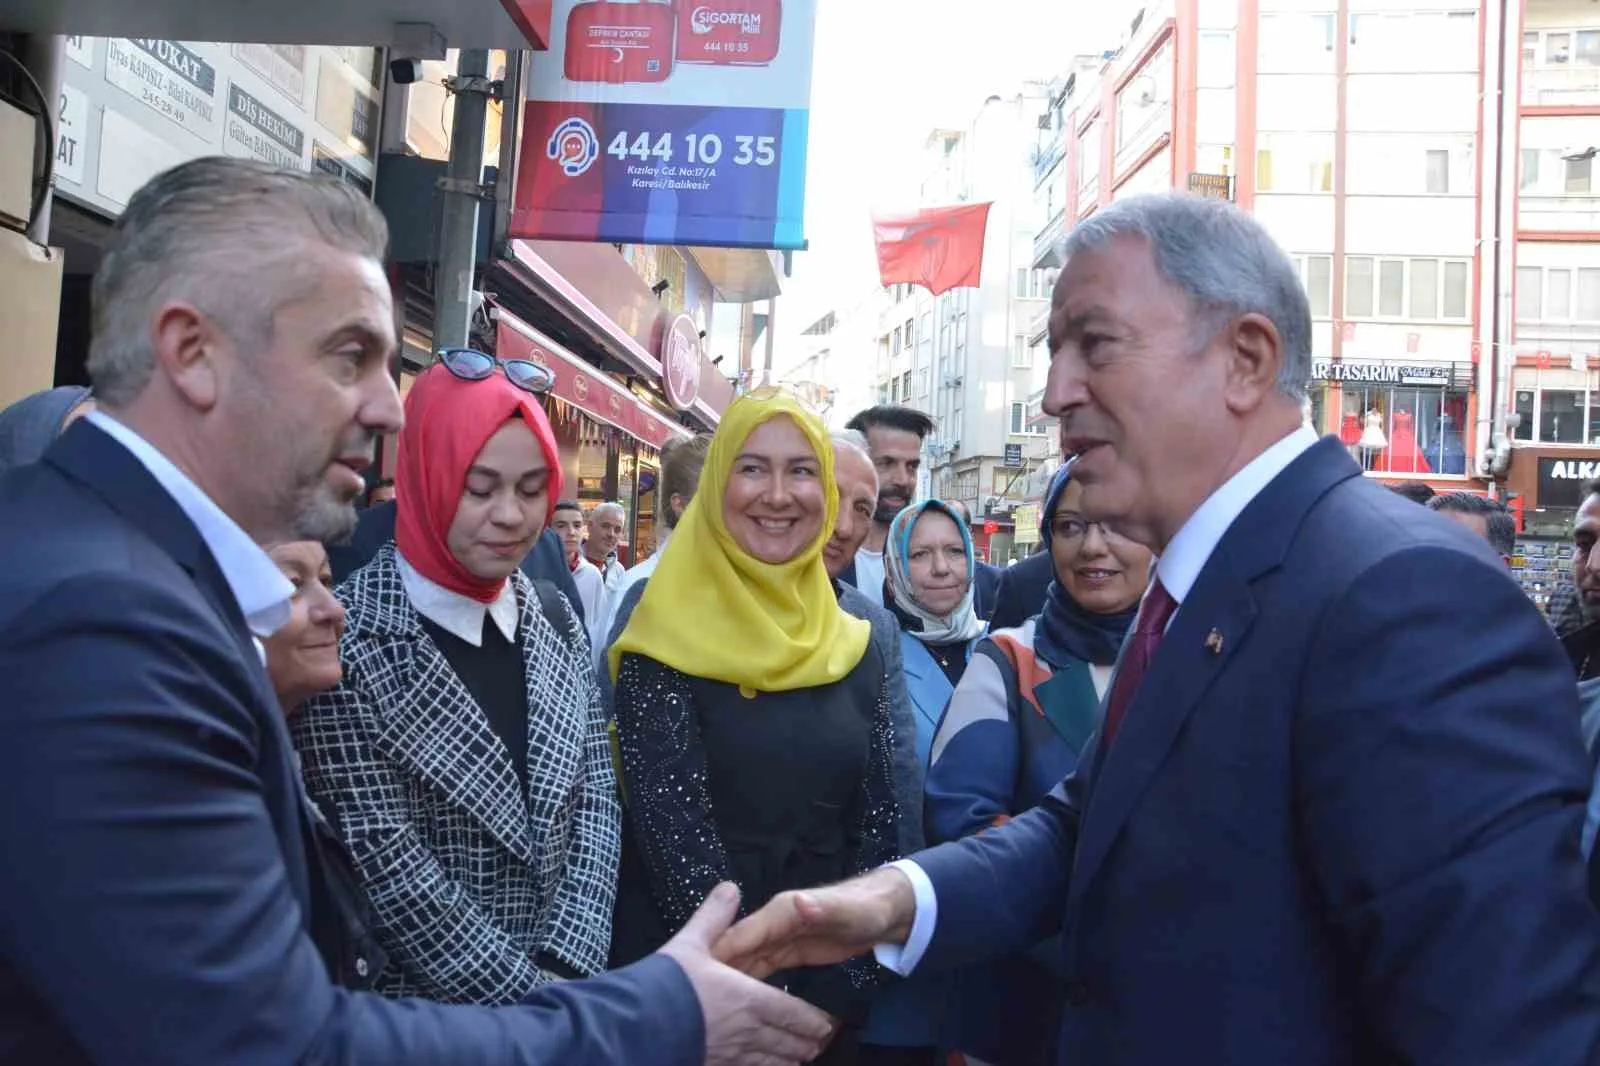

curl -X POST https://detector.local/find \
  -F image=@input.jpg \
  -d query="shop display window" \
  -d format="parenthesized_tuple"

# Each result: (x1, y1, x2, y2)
(1327, 384, 1470, 475)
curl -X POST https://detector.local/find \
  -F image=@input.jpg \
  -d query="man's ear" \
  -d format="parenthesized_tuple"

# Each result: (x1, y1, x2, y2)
(1220, 312, 1284, 415)
(150, 301, 224, 411)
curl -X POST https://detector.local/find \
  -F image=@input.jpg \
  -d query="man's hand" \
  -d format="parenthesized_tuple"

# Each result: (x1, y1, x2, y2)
(712, 867, 917, 981)
(658, 883, 833, 1066)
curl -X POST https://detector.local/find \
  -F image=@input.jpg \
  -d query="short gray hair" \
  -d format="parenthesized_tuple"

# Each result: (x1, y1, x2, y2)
(89, 156, 389, 407)
(1060, 193, 1312, 400)
(590, 501, 626, 524)
(831, 429, 879, 491)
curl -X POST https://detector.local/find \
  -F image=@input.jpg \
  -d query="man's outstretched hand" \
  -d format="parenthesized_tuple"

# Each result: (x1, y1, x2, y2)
(711, 868, 918, 981)
(658, 883, 833, 1066)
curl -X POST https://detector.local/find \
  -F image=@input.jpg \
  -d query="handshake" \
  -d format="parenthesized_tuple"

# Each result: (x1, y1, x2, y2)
(659, 869, 918, 1066)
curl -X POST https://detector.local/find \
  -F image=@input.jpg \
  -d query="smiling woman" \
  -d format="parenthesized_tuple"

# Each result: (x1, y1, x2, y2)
(605, 390, 898, 1063)
(291, 362, 622, 1006)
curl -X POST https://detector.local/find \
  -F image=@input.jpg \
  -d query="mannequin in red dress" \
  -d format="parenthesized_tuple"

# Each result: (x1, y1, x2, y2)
(1380, 410, 1431, 474)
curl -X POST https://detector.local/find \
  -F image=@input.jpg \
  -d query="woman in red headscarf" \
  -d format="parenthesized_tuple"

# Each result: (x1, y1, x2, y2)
(292, 358, 621, 1005)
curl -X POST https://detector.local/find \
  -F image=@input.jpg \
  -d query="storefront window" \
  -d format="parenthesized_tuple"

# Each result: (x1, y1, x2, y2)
(1541, 389, 1586, 443)
(1327, 383, 1471, 475)
(1515, 389, 1536, 441)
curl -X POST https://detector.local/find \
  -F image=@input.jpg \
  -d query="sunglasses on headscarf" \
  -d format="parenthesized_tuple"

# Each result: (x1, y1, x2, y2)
(436, 348, 556, 396)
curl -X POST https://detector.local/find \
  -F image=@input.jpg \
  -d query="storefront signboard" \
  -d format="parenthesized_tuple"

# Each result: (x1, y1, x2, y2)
(1538, 456, 1600, 509)
(514, 0, 818, 250)
(225, 84, 306, 169)
(232, 43, 308, 106)
(659, 312, 703, 410)
(104, 39, 219, 143)
(1312, 360, 1453, 386)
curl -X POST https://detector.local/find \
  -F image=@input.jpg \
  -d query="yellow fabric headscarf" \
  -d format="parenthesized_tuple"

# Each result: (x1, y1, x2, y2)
(608, 389, 871, 695)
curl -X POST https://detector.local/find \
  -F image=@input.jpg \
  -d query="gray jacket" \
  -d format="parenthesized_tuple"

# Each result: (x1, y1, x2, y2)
(603, 578, 926, 857)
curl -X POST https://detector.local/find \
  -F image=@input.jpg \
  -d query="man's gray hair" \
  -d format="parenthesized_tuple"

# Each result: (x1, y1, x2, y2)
(1060, 193, 1312, 400)
(831, 428, 877, 478)
(88, 156, 390, 407)
(590, 501, 626, 523)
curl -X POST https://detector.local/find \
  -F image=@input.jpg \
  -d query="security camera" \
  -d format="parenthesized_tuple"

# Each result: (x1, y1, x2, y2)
(389, 57, 424, 85)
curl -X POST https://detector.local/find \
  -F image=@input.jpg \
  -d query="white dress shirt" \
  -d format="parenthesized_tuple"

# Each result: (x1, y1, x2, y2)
(86, 411, 293, 655)
(397, 550, 518, 645)
(876, 424, 1321, 976)
(852, 547, 886, 607)
(595, 529, 668, 663)
(569, 556, 609, 649)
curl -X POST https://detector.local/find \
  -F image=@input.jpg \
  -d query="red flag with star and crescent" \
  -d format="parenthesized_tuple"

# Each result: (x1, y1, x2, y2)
(871, 202, 993, 296)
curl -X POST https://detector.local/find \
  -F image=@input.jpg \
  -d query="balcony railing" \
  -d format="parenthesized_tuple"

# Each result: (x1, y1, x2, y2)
(1033, 208, 1066, 269)
(1524, 65, 1600, 108)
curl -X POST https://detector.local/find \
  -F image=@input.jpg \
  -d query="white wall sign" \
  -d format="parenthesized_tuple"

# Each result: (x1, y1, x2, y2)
(64, 36, 95, 71)
(97, 107, 187, 207)
(56, 83, 89, 185)
(232, 43, 307, 105)
(225, 83, 305, 169)
(104, 38, 219, 143)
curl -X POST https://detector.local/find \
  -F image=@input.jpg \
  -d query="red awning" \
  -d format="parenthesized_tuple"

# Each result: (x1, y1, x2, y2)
(503, 241, 663, 382)
(495, 310, 689, 450)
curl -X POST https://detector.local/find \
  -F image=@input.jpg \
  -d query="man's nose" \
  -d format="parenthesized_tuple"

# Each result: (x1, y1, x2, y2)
(363, 365, 405, 436)
(1042, 350, 1088, 418)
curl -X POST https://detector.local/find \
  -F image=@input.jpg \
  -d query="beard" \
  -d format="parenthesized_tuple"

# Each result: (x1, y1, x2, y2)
(285, 430, 375, 544)
(873, 483, 912, 525)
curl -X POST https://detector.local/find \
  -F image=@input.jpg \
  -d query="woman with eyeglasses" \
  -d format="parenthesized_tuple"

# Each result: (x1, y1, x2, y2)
(921, 463, 1153, 1066)
(605, 389, 899, 1064)
(291, 358, 621, 1005)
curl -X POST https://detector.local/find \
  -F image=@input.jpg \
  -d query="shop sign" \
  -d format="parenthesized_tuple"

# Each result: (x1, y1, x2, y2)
(311, 143, 374, 196)
(1538, 456, 1600, 509)
(659, 313, 702, 410)
(1186, 172, 1233, 200)
(232, 43, 307, 105)
(1003, 443, 1023, 467)
(1312, 360, 1451, 386)
(65, 36, 95, 70)
(1013, 503, 1040, 546)
(56, 83, 88, 185)
(105, 38, 219, 142)
(514, 0, 818, 249)
(225, 84, 305, 169)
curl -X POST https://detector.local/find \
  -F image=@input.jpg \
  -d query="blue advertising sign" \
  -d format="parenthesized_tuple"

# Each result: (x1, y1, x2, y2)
(512, 0, 815, 250)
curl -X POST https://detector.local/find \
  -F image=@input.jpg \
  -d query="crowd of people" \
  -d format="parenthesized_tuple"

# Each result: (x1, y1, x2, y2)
(1, 156, 1598, 1066)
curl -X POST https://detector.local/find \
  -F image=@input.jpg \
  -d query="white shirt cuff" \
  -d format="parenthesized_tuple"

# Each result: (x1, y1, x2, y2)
(871, 859, 937, 976)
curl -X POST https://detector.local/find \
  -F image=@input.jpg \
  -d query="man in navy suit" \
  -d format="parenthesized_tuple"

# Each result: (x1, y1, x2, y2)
(717, 194, 1600, 1064)
(0, 157, 829, 1066)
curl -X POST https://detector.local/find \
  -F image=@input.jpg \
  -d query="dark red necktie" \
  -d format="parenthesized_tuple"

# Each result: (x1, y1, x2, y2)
(1101, 579, 1178, 747)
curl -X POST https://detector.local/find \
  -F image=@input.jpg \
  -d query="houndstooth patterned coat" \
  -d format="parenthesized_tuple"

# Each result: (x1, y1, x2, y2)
(291, 544, 621, 1005)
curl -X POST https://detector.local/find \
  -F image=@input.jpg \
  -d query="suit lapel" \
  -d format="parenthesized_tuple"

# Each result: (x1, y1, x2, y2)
(1067, 436, 1362, 910)
(899, 637, 949, 740)
(365, 565, 539, 867)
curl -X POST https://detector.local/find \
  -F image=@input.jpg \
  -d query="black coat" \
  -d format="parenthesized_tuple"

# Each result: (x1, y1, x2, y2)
(987, 550, 1055, 631)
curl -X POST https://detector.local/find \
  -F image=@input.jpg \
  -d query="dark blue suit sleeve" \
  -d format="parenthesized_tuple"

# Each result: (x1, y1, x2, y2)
(0, 573, 701, 1066)
(1296, 547, 1600, 1063)
(911, 770, 1083, 973)
(522, 529, 585, 624)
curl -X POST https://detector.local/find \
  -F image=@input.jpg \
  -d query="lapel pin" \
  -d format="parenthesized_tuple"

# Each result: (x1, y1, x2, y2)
(1204, 629, 1225, 656)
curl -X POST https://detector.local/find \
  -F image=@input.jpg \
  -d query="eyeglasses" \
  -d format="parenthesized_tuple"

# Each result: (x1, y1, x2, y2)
(437, 347, 555, 396)
(1049, 516, 1114, 541)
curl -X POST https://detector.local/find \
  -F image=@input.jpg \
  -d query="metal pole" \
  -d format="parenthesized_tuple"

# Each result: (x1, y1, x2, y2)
(433, 48, 491, 353)
(491, 49, 526, 257)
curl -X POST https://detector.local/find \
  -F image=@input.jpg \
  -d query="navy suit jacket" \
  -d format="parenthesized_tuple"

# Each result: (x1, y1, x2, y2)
(911, 437, 1600, 1065)
(987, 551, 1053, 631)
(0, 422, 700, 1066)
(328, 502, 583, 622)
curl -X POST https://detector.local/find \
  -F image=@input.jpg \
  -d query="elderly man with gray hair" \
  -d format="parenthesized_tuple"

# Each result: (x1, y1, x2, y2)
(585, 500, 629, 592)
(717, 192, 1600, 1066)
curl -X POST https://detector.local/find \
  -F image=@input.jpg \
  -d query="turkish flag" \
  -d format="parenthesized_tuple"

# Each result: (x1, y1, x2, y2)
(872, 203, 992, 296)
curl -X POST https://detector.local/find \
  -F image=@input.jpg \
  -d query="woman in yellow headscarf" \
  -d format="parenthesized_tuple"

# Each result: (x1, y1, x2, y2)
(606, 389, 897, 1064)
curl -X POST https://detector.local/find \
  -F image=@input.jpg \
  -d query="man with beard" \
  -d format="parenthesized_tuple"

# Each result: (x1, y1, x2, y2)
(840, 405, 934, 606)
(0, 157, 832, 1066)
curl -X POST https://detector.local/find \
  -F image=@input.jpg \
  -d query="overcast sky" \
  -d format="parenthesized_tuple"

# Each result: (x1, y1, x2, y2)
(778, 0, 1117, 332)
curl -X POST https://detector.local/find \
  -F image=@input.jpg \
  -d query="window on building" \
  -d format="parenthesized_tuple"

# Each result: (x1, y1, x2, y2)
(1291, 254, 1333, 318)
(1550, 268, 1573, 319)
(1521, 149, 1540, 191)
(1580, 30, 1600, 66)
(1409, 259, 1440, 319)
(900, 371, 912, 400)
(904, 317, 915, 345)
(1378, 259, 1405, 317)
(1346, 255, 1470, 321)
(1012, 335, 1032, 368)
(1549, 32, 1573, 64)
(1542, 389, 1586, 443)
(1524, 32, 1538, 68)
(1580, 269, 1600, 320)
(1198, 30, 1235, 88)
(1325, 383, 1471, 475)
(1255, 133, 1334, 194)
(1258, 12, 1336, 73)
(1567, 155, 1592, 194)
(1517, 265, 1544, 321)
(891, 327, 902, 355)
(1010, 402, 1025, 434)
(1425, 150, 1450, 194)
(1444, 261, 1470, 319)
(1346, 257, 1375, 317)
(1078, 121, 1101, 196)
(1514, 389, 1535, 441)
